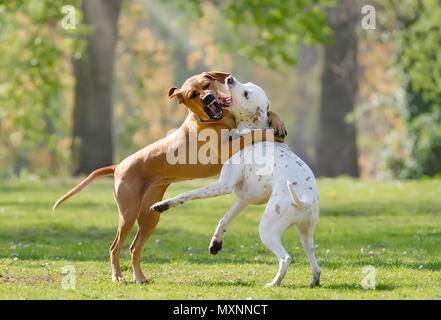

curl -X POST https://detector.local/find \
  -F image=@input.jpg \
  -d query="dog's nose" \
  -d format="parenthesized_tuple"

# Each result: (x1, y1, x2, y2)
(202, 92, 215, 105)
(226, 76, 234, 85)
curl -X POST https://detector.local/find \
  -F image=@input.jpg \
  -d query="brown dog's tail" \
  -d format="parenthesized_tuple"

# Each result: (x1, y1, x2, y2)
(52, 165, 117, 211)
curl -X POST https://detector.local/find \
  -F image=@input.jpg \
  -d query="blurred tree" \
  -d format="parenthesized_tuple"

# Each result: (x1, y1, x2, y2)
(316, 0, 360, 177)
(72, 0, 121, 175)
(0, 0, 82, 177)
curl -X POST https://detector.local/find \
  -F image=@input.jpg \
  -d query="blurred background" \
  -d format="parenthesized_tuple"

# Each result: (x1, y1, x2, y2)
(1, 0, 440, 180)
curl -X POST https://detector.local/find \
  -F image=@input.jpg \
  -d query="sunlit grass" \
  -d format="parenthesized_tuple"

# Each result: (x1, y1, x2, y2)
(0, 177, 440, 299)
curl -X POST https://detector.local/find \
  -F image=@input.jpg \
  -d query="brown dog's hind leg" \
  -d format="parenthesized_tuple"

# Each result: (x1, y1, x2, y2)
(110, 217, 137, 283)
(110, 176, 146, 284)
(129, 183, 169, 284)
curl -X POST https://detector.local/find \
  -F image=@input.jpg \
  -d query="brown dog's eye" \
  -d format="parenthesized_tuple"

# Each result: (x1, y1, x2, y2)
(190, 92, 198, 99)
(203, 83, 210, 90)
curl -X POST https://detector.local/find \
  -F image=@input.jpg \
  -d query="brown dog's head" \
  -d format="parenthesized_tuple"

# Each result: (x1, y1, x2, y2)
(168, 71, 231, 121)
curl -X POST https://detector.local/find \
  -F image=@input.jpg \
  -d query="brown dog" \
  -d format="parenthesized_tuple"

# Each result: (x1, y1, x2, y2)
(53, 71, 287, 284)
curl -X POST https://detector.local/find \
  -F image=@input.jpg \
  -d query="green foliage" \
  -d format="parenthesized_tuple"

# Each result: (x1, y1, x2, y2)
(388, 107, 441, 178)
(166, 0, 334, 68)
(400, 0, 441, 114)
(408, 109, 441, 176)
(0, 0, 84, 177)
(385, 0, 441, 178)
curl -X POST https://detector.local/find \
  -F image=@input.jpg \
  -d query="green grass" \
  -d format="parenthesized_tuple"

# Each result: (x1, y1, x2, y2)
(0, 177, 441, 299)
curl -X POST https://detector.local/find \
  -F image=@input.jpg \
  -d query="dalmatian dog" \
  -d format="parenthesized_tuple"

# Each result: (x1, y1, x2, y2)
(151, 75, 321, 288)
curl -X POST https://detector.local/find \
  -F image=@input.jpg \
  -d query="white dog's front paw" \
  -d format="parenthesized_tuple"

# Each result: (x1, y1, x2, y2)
(150, 200, 172, 213)
(209, 237, 223, 255)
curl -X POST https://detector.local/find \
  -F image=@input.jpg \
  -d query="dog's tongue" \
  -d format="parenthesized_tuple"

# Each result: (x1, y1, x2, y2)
(218, 96, 232, 107)
(209, 104, 222, 119)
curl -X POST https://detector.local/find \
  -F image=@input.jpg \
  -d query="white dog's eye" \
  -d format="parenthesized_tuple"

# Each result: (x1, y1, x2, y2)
(244, 91, 249, 99)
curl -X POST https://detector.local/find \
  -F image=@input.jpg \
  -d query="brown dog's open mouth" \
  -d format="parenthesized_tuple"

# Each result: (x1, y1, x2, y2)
(204, 100, 224, 120)
(203, 96, 232, 120)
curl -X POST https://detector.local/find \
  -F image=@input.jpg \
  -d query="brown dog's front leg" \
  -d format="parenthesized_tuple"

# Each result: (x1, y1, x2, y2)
(268, 110, 287, 138)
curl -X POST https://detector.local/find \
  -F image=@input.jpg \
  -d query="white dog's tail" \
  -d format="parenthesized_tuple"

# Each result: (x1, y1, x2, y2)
(287, 181, 313, 210)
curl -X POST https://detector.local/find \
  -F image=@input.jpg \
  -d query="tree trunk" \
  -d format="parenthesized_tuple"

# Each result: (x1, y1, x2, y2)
(291, 45, 318, 167)
(316, 0, 359, 177)
(72, 0, 122, 175)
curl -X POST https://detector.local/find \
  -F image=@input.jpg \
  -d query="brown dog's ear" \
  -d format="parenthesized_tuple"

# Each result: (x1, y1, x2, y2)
(169, 87, 179, 98)
(169, 87, 183, 104)
(204, 71, 230, 83)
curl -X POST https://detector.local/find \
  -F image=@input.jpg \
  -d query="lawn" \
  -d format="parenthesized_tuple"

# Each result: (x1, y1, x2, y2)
(0, 177, 440, 299)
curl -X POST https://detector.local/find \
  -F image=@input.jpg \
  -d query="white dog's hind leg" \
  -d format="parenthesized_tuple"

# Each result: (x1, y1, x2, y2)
(259, 203, 293, 287)
(295, 221, 321, 287)
(209, 199, 248, 255)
